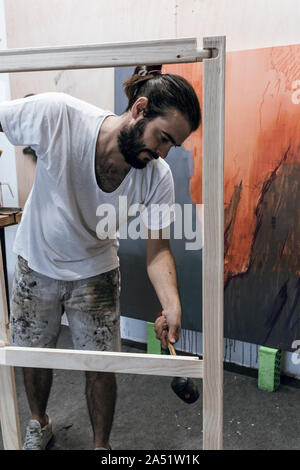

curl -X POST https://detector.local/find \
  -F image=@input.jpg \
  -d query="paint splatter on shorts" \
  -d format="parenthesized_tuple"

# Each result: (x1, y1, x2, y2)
(9, 256, 121, 352)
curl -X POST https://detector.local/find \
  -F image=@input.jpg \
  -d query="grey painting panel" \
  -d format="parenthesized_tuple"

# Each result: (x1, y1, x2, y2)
(115, 67, 202, 331)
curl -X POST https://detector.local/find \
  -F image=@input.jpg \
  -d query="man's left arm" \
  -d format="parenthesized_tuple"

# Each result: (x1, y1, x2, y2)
(146, 229, 182, 349)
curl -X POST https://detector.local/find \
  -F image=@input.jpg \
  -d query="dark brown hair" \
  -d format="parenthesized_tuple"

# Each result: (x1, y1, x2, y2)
(123, 65, 201, 132)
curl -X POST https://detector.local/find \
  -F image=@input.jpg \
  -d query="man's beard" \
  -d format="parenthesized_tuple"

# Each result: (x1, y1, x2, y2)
(118, 118, 159, 169)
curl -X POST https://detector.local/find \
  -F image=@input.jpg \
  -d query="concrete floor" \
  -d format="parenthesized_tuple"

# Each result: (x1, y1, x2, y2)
(1, 325, 300, 450)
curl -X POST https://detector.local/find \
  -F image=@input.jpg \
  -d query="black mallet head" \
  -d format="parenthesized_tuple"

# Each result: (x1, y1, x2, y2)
(156, 313, 200, 405)
(171, 376, 199, 404)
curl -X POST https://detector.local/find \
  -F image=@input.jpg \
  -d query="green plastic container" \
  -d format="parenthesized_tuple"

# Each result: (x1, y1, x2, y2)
(258, 346, 282, 392)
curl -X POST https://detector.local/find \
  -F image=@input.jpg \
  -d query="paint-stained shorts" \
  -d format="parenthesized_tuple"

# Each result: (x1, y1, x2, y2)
(9, 256, 121, 352)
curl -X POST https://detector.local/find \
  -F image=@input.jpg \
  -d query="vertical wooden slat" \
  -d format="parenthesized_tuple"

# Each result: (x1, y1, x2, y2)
(0, 244, 22, 450)
(202, 36, 226, 450)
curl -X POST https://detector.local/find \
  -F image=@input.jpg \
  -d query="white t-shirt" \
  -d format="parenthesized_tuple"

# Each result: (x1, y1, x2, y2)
(0, 92, 175, 280)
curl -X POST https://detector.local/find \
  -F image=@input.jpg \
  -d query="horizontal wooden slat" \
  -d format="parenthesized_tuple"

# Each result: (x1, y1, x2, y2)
(0, 346, 203, 378)
(202, 35, 225, 450)
(0, 38, 211, 73)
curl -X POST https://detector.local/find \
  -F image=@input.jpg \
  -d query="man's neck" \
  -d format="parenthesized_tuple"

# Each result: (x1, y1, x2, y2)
(94, 114, 131, 192)
(96, 114, 130, 171)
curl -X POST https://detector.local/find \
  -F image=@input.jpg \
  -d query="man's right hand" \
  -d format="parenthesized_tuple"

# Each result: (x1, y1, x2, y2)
(154, 314, 169, 350)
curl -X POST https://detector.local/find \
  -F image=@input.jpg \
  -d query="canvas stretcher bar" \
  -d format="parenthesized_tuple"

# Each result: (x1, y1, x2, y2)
(0, 346, 203, 378)
(0, 36, 225, 450)
(202, 36, 225, 450)
(0, 38, 211, 73)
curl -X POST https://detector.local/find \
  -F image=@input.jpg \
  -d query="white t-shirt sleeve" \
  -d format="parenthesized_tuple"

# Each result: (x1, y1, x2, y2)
(141, 166, 175, 230)
(0, 93, 64, 158)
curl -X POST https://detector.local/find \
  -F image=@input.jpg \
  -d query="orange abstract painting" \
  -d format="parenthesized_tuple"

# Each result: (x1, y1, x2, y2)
(164, 44, 300, 349)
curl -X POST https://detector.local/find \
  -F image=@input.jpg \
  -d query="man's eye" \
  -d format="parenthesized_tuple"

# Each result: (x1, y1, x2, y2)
(161, 136, 169, 143)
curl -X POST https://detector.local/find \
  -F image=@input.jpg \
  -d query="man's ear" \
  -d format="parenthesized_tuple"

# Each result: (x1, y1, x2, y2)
(131, 96, 148, 120)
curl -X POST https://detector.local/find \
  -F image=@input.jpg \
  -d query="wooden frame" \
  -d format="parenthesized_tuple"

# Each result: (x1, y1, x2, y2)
(202, 37, 225, 450)
(0, 37, 225, 450)
(0, 38, 210, 73)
